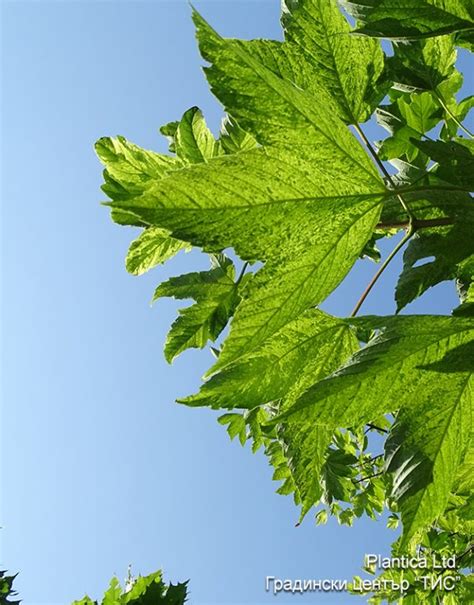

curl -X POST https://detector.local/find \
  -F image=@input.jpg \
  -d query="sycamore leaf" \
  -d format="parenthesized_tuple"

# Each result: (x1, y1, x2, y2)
(103, 140, 383, 369)
(0, 571, 20, 605)
(321, 449, 359, 503)
(411, 139, 474, 189)
(454, 261, 474, 316)
(277, 315, 473, 431)
(376, 92, 441, 163)
(217, 412, 247, 445)
(192, 9, 384, 176)
(160, 106, 221, 163)
(126, 228, 190, 276)
(153, 254, 246, 363)
(276, 315, 473, 541)
(441, 94, 474, 139)
(343, 0, 474, 40)
(193, 311, 359, 519)
(71, 570, 188, 605)
(385, 374, 472, 547)
(281, 0, 386, 123)
(388, 35, 458, 93)
(180, 309, 359, 408)
(100, 11, 386, 367)
(95, 135, 182, 226)
(274, 315, 474, 541)
(396, 205, 474, 312)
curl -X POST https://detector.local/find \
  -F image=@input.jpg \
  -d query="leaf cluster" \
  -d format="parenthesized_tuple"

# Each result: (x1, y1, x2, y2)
(96, 1, 473, 601)
(73, 569, 188, 605)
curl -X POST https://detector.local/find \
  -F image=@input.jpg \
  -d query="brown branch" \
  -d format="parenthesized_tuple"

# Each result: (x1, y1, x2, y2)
(377, 217, 454, 231)
(351, 225, 416, 317)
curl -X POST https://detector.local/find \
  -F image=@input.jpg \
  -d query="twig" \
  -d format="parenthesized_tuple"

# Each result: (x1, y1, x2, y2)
(351, 225, 416, 317)
(354, 123, 415, 223)
(377, 217, 453, 230)
(435, 89, 474, 139)
(236, 261, 249, 285)
(354, 471, 383, 484)
(365, 423, 389, 434)
(356, 454, 384, 467)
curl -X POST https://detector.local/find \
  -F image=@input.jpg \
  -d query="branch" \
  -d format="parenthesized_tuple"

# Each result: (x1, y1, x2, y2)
(365, 423, 389, 434)
(354, 124, 415, 223)
(435, 89, 474, 139)
(354, 471, 383, 484)
(456, 545, 473, 565)
(377, 217, 453, 231)
(351, 225, 416, 317)
(236, 261, 249, 285)
(356, 454, 384, 467)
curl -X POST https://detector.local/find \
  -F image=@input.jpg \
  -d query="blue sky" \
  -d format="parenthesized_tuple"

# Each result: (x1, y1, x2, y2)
(1, 1, 471, 604)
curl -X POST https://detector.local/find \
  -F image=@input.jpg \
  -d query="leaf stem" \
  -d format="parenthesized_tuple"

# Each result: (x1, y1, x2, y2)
(350, 225, 416, 317)
(236, 261, 249, 285)
(354, 123, 415, 223)
(435, 89, 474, 139)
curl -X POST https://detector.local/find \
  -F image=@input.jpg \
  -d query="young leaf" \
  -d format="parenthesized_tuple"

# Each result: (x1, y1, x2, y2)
(95, 135, 183, 226)
(153, 255, 246, 362)
(388, 34, 458, 93)
(218, 115, 257, 154)
(160, 106, 221, 163)
(412, 139, 474, 189)
(126, 227, 190, 276)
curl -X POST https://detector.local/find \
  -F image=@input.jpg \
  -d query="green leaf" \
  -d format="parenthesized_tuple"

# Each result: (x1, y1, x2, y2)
(388, 35, 458, 93)
(95, 135, 182, 226)
(188, 311, 359, 519)
(101, 11, 386, 367)
(277, 315, 474, 541)
(321, 449, 358, 503)
(454, 261, 474, 316)
(217, 412, 247, 445)
(396, 218, 474, 312)
(376, 92, 441, 163)
(218, 115, 258, 154)
(160, 106, 221, 163)
(180, 310, 358, 409)
(104, 138, 383, 369)
(412, 139, 474, 189)
(192, 9, 384, 177)
(281, 0, 386, 123)
(102, 577, 122, 605)
(278, 315, 474, 430)
(344, 0, 474, 40)
(153, 255, 245, 362)
(0, 571, 20, 605)
(126, 227, 190, 276)
(386, 374, 472, 547)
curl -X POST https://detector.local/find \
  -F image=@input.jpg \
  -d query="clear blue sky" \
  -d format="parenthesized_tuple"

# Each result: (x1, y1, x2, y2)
(1, 1, 471, 604)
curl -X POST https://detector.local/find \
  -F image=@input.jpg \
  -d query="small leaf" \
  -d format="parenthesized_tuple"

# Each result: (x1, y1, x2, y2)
(126, 228, 190, 276)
